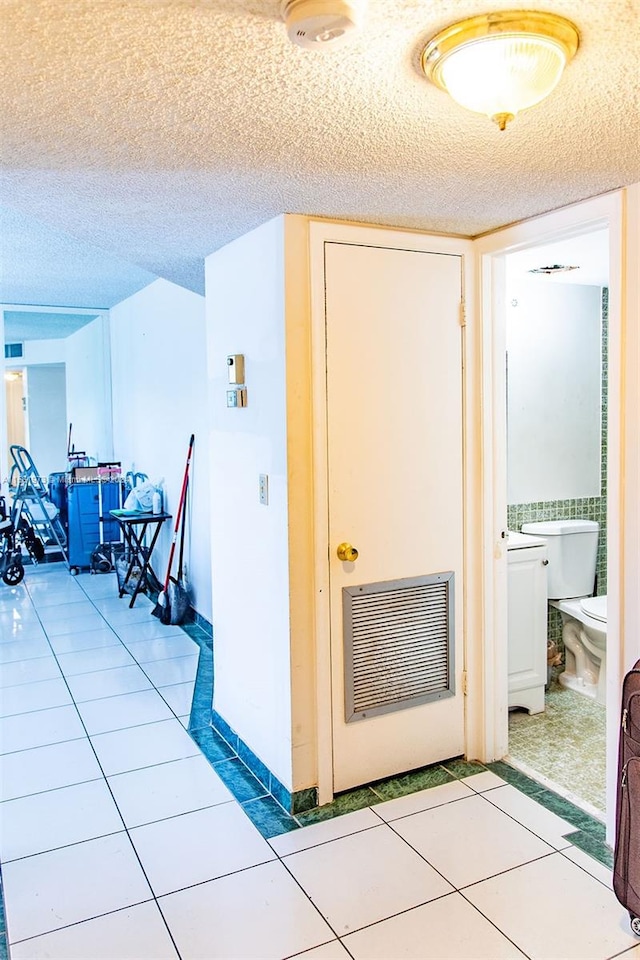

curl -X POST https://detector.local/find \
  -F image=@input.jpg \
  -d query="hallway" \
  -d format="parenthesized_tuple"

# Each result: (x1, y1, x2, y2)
(0, 564, 637, 960)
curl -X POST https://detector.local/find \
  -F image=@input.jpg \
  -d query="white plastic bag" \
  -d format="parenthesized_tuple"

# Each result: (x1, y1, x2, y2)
(133, 480, 155, 512)
(123, 479, 155, 512)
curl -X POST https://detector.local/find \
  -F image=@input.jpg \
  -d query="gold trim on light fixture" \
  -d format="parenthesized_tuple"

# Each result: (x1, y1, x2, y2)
(421, 10, 579, 130)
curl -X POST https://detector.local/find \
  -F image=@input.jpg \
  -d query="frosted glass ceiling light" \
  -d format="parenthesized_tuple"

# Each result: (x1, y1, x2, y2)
(421, 11, 579, 130)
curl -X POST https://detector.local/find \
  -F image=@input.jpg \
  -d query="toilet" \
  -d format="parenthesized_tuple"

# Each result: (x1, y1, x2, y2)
(520, 519, 606, 704)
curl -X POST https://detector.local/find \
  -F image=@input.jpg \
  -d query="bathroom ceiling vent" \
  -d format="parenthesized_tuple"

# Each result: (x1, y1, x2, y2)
(342, 572, 455, 723)
(528, 263, 580, 275)
(4, 342, 24, 359)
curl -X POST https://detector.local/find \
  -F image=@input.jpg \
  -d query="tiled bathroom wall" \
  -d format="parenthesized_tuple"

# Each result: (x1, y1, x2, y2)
(507, 288, 608, 649)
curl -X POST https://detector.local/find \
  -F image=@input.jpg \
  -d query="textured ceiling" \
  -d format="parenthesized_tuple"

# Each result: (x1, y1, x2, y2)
(3, 310, 101, 342)
(0, 0, 638, 308)
(0, 205, 158, 308)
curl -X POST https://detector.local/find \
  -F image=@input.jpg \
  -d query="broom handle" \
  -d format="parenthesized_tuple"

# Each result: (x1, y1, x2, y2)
(176, 476, 188, 582)
(162, 434, 194, 593)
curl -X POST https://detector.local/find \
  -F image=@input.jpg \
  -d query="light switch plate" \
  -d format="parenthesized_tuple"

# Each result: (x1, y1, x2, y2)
(226, 388, 247, 408)
(259, 474, 269, 505)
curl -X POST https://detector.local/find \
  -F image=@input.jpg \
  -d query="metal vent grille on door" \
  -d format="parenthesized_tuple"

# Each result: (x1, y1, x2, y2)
(343, 573, 455, 723)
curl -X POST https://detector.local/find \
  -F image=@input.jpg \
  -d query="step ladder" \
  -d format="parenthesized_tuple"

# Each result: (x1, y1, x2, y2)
(9, 445, 69, 566)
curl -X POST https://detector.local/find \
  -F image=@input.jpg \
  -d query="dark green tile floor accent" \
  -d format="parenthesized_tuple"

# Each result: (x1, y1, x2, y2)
(176, 622, 612, 869)
(212, 757, 270, 803)
(442, 758, 488, 780)
(189, 723, 236, 763)
(293, 756, 612, 871)
(242, 795, 300, 837)
(568, 830, 614, 869)
(297, 787, 383, 826)
(486, 760, 611, 867)
(0, 869, 7, 960)
(370, 764, 455, 801)
(179, 621, 301, 836)
(183, 626, 215, 733)
(295, 761, 485, 828)
(292, 787, 318, 815)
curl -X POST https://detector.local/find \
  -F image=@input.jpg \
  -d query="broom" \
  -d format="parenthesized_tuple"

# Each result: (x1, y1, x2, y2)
(168, 476, 191, 625)
(152, 434, 194, 623)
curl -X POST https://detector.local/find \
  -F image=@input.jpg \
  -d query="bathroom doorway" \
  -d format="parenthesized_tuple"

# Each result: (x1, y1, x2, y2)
(503, 228, 609, 820)
(3, 363, 68, 484)
(5, 368, 27, 460)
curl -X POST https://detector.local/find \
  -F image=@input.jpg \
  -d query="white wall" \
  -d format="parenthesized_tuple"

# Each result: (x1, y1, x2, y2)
(110, 279, 211, 622)
(621, 181, 640, 667)
(206, 216, 294, 789)
(506, 280, 602, 503)
(66, 316, 113, 462)
(11, 339, 66, 366)
(25, 364, 67, 480)
(3, 341, 67, 483)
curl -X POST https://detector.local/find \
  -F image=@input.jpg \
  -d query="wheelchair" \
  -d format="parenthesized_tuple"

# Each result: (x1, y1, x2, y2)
(0, 495, 45, 586)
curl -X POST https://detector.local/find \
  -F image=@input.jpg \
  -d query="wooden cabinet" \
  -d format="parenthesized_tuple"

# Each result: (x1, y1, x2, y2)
(507, 533, 548, 714)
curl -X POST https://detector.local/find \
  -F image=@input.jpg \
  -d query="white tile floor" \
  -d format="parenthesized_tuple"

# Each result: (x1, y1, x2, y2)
(1, 563, 639, 959)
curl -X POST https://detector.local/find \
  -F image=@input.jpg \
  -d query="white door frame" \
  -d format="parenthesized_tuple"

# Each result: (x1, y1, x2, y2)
(308, 220, 475, 806)
(473, 188, 639, 843)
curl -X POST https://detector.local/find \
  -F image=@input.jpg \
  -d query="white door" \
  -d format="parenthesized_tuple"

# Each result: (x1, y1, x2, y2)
(324, 241, 465, 792)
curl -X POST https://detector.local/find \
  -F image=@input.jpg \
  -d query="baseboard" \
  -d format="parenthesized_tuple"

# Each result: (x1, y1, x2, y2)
(210, 709, 318, 815)
(186, 606, 213, 637)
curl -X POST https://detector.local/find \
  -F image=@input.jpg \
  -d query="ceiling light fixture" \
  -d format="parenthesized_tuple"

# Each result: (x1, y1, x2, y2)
(421, 10, 579, 131)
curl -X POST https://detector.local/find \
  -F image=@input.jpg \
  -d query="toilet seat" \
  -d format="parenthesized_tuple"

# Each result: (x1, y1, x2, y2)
(580, 595, 607, 623)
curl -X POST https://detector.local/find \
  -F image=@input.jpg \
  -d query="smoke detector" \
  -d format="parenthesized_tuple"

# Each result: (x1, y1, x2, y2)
(281, 0, 363, 49)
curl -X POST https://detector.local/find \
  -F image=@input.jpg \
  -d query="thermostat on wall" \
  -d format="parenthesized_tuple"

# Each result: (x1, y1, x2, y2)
(227, 354, 245, 384)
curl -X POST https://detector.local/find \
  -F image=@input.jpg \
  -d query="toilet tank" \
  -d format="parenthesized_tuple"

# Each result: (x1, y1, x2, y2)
(520, 519, 599, 600)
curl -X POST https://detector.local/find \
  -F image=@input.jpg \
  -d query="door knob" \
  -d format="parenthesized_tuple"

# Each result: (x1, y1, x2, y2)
(337, 542, 359, 562)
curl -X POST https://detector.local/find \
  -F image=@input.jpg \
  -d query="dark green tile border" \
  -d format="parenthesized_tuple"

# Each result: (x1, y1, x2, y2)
(293, 757, 612, 870)
(209, 708, 318, 815)
(0, 868, 7, 960)
(242, 796, 299, 837)
(180, 623, 303, 832)
(443, 758, 488, 780)
(176, 614, 612, 865)
(212, 757, 269, 803)
(297, 787, 382, 826)
(370, 764, 455, 801)
(568, 830, 614, 869)
(292, 787, 319, 815)
(487, 760, 611, 867)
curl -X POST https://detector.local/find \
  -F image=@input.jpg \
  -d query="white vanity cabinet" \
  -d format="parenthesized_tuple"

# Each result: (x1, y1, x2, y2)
(507, 532, 548, 714)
